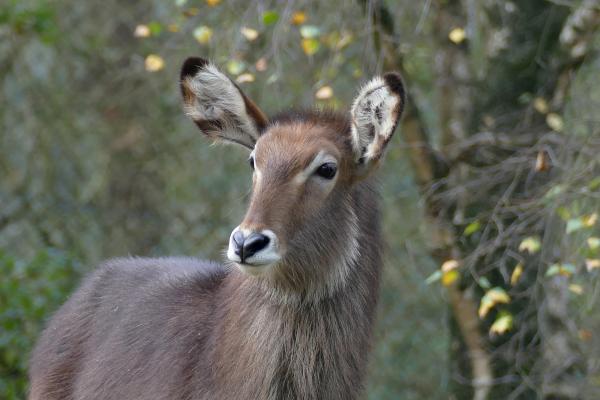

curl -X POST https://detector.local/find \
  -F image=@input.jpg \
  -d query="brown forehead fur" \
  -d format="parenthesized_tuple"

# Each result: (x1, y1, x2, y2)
(254, 110, 354, 181)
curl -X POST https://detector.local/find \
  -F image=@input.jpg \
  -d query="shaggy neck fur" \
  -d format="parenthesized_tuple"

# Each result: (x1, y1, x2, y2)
(212, 180, 382, 400)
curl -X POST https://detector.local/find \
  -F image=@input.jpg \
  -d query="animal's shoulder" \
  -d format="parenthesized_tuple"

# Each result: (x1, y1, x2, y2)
(89, 256, 228, 296)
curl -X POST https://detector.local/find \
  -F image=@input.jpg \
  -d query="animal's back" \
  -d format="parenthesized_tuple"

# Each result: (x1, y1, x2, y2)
(28, 257, 227, 400)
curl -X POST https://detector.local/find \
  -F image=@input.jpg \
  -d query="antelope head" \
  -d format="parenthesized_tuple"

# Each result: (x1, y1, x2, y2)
(180, 57, 404, 292)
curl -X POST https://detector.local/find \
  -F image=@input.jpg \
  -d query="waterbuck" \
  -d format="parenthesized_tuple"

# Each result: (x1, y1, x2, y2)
(28, 57, 405, 400)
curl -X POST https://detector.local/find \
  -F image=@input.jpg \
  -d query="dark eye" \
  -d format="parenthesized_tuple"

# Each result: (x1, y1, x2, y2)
(249, 156, 255, 170)
(315, 162, 337, 179)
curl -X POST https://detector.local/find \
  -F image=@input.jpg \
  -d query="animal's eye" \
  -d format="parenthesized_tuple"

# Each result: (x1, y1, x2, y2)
(315, 162, 337, 180)
(249, 156, 255, 170)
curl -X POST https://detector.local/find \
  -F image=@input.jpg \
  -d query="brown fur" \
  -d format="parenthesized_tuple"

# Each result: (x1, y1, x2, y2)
(29, 59, 405, 400)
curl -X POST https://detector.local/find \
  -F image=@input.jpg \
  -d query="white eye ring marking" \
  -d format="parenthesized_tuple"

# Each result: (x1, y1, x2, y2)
(293, 151, 338, 185)
(249, 149, 262, 180)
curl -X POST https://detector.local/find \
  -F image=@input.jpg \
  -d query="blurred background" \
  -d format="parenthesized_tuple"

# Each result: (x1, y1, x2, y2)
(1, 0, 599, 398)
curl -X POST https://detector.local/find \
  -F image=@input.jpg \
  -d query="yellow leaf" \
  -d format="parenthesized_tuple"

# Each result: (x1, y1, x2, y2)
(546, 113, 564, 132)
(193, 26, 213, 44)
(255, 57, 268, 72)
(323, 30, 354, 50)
(487, 288, 510, 304)
(533, 97, 549, 114)
(241, 27, 259, 41)
(291, 11, 307, 25)
(336, 30, 354, 50)
(479, 298, 494, 318)
(134, 24, 151, 38)
(511, 263, 523, 286)
(442, 269, 460, 287)
(586, 259, 600, 272)
(479, 287, 510, 318)
(206, 0, 220, 6)
(588, 237, 600, 250)
(490, 312, 513, 335)
(315, 86, 333, 100)
(568, 284, 583, 295)
(301, 38, 320, 55)
(441, 259, 460, 272)
(448, 27, 466, 44)
(144, 54, 164, 72)
(519, 236, 541, 254)
(236, 73, 255, 84)
(583, 213, 598, 227)
(226, 60, 246, 75)
(167, 24, 180, 33)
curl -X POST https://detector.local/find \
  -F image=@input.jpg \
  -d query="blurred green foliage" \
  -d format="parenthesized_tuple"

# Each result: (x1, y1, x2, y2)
(0, 0, 59, 44)
(0, 249, 81, 399)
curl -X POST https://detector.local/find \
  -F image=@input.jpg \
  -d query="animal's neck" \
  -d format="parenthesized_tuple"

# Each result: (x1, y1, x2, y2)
(215, 181, 382, 399)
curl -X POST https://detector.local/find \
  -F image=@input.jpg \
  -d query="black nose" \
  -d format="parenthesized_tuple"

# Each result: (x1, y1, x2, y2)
(232, 232, 270, 263)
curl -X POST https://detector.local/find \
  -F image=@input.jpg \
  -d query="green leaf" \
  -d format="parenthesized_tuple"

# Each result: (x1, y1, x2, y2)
(425, 270, 442, 285)
(262, 10, 279, 25)
(556, 206, 570, 221)
(464, 220, 481, 236)
(544, 185, 564, 200)
(478, 277, 491, 289)
(518, 92, 533, 104)
(589, 176, 600, 191)
(546, 263, 576, 277)
(148, 21, 162, 36)
(566, 218, 584, 234)
(546, 264, 560, 277)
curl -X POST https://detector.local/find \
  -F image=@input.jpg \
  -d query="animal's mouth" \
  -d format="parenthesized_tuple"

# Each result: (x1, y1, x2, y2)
(235, 261, 276, 276)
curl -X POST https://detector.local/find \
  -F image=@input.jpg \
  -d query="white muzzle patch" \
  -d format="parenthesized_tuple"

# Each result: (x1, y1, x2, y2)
(227, 227, 281, 275)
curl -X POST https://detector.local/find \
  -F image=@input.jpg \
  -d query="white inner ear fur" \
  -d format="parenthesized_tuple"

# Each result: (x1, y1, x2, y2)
(183, 63, 259, 148)
(350, 77, 399, 161)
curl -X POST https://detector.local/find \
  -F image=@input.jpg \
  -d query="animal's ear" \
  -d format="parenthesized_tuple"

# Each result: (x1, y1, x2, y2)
(350, 72, 405, 175)
(180, 57, 268, 149)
